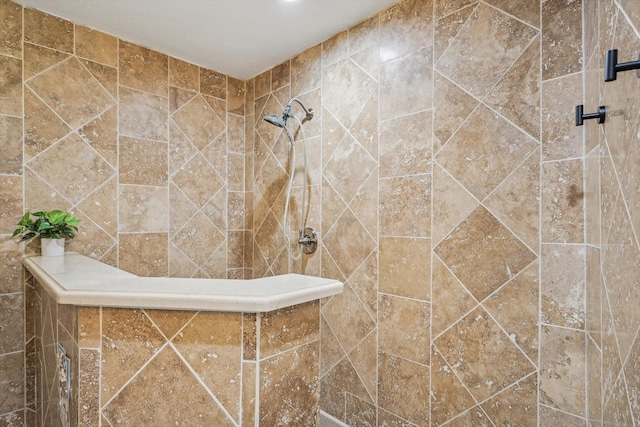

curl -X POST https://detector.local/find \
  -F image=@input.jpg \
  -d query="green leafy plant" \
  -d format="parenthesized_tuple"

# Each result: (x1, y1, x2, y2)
(12, 210, 81, 243)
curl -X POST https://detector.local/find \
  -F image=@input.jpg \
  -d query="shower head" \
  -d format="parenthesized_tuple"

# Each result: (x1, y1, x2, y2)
(263, 97, 314, 129)
(263, 114, 287, 128)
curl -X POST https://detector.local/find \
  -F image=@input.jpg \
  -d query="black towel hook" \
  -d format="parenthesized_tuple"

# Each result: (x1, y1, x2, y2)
(575, 105, 606, 126)
(605, 49, 640, 82)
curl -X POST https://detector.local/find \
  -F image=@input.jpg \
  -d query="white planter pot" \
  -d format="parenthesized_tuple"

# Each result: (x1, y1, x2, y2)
(41, 238, 65, 256)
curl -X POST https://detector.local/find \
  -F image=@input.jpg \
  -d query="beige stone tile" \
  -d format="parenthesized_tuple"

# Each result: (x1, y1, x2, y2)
(586, 246, 601, 346)
(259, 341, 319, 426)
(227, 114, 245, 154)
(0, 55, 21, 117)
(0, 0, 22, 58)
(118, 184, 169, 233)
(482, 374, 538, 425)
(380, 110, 432, 178)
(227, 191, 245, 231)
(171, 153, 224, 208)
(119, 86, 168, 141)
(77, 176, 118, 238)
(379, 294, 430, 365)
(324, 134, 376, 208)
(77, 307, 100, 348)
(29, 133, 115, 202)
(119, 41, 168, 96)
(432, 255, 477, 337)
(485, 36, 541, 140)
(435, 306, 535, 402)
(541, 73, 583, 161)
(119, 136, 168, 186)
(436, 104, 538, 201)
(585, 150, 600, 247)
(242, 361, 256, 426)
(201, 131, 228, 180)
(587, 336, 602, 425)
(542, 0, 582, 80)
(173, 311, 242, 421)
(484, 149, 540, 254)
(0, 293, 23, 354)
(168, 57, 199, 91)
(169, 86, 197, 114)
(432, 72, 478, 154)
(324, 60, 377, 130)
(75, 25, 117, 66)
(260, 301, 319, 358)
(349, 15, 379, 56)
(540, 325, 586, 416)
(348, 251, 379, 318)
(487, 0, 540, 27)
(0, 238, 22, 294)
(228, 76, 245, 116)
(432, 163, 477, 245)
(435, 206, 536, 301)
(434, 0, 478, 20)
(431, 348, 475, 425)
(380, 46, 433, 121)
(323, 209, 376, 278)
(322, 356, 372, 406)
(24, 87, 70, 160)
(379, 0, 433, 61)
(173, 94, 225, 151)
(345, 394, 376, 427)
(171, 211, 224, 267)
(271, 61, 290, 92)
(378, 351, 430, 426)
(321, 283, 375, 355)
(27, 57, 115, 129)
(320, 315, 344, 376)
(100, 308, 165, 402)
(78, 348, 100, 427)
(378, 407, 419, 426)
(434, 4, 476, 63)
(348, 329, 377, 403)
(541, 159, 584, 243)
(484, 261, 539, 362)
(200, 67, 227, 99)
(436, 3, 537, 98)
(168, 120, 197, 175)
(0, 174, 22, 234)
(23, 42, 68, 80)
(379, 174, 431, 237)
(446, 406, 494, 426)
(118, 233, 168, 277)
(322, 30, 348, 68)
(103, 346, 235, 426)
(23, 168, 70, 213)
(291, 44, 320, 96)
(541, 244, 585, 329)
(603, 370, 633, 426)
(0, 115, 21, 174)
(254, 70, 270, 98)
(78, 106, 117, 167)
(0, 352, 24, 414)
(226, 230, 243, 269)
(81, 59, 118, 98)
(0, 409, 24, 426)
(24, 8, 73, 53)
(379, 237, 430, 300)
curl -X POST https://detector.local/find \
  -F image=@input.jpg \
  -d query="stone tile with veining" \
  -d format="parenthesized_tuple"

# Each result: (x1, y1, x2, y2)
(541, 159, 584, 243)
(118, 184, 169, 233)
(541, 0, 583, 80)
(436, 3, 537, 99)
(75, 26, 117, 67)
(379, 0, 433, 61)
(169, 57, 199, 92)
(435, 206, 536, 302)
(379, 294, 430, 365)
(119, 41, 168, 96)
(0, 0, 22, 58)
(118, 233, 168, 277)
(24, 8, 73, 53)
(379, 237, 430, 300)
(119, 86, 168, 141)
(0, 115, 22, 174)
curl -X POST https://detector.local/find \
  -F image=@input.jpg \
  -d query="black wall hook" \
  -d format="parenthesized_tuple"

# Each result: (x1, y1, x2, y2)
(605, 49, 640, 81)
(575, 105, 606, 126)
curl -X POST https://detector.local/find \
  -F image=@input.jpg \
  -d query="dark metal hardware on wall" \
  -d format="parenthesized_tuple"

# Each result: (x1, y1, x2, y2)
(575, 104, 606, 126)
(605, 49, 640, 82)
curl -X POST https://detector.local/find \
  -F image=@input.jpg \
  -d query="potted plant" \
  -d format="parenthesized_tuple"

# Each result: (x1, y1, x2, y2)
(12, 210, 81, 256)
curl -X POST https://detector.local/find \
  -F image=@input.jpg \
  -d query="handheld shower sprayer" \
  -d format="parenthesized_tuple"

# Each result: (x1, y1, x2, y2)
(263, 98, 314, 129)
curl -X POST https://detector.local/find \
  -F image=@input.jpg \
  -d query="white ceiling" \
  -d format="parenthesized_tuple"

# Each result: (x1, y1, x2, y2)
(15, 0, 400, 79)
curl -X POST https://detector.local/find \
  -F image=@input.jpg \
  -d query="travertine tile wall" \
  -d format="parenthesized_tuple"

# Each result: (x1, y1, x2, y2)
(25, 271, 321, 426)
(0, 0, 250, 423)
(250, 0, 605, 425)
(585, 0, 640, 426)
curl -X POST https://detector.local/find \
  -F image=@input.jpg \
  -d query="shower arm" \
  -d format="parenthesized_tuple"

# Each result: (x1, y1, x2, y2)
(285, 98, 314, 122)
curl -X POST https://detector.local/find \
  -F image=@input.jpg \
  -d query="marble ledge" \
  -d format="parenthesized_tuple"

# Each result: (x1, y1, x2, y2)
(22, 253, 343, 312)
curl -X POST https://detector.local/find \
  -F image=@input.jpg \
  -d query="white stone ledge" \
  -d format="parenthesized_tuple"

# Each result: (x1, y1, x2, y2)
(23, 252, 343, 312)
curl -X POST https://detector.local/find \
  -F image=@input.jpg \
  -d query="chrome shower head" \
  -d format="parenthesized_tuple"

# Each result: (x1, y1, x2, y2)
(263, 114, 287, 128)
(263, 97, 314, 129)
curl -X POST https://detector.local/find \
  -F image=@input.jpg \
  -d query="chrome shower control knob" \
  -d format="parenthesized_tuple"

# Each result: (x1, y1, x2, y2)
(298, 227, 318, 255)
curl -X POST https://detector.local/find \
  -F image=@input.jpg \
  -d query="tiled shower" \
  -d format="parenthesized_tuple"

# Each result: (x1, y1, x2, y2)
(0, 0, 639, 425)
